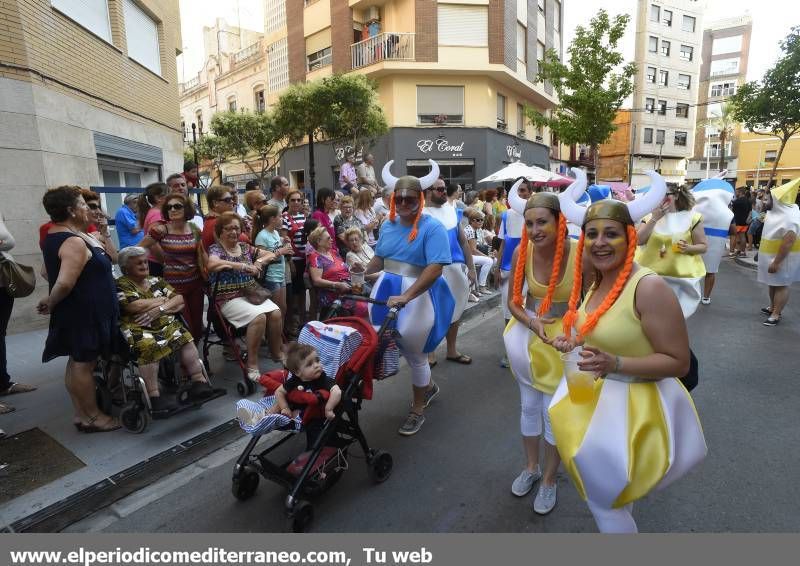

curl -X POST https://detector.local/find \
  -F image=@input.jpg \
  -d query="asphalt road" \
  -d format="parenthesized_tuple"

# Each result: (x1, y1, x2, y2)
(68, 259, 800, 533)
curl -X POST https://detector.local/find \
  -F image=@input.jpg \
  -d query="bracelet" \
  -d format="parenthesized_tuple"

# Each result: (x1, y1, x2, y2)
(527, 318, 534, 330)
(613, 355, 622, 373)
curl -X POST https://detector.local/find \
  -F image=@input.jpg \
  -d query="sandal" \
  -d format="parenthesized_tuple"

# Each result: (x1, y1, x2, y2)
(79, 414, 121, 433)
(0, 382, 37, 396)
(446, 353, 472, 364)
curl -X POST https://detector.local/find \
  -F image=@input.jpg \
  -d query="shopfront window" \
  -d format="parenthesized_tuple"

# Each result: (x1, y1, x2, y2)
(407, 159, 475, 193)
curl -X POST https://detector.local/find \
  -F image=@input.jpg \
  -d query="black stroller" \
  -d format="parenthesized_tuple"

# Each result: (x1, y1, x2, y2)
(231, 296, 400, 532)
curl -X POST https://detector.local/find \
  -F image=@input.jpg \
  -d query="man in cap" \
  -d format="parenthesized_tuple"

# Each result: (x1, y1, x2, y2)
(115, 193, 144, 248)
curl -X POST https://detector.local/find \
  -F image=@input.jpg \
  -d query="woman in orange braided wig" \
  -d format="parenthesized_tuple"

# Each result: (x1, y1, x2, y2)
(502, 174, 583, 515)
(548, 170, 707, 533)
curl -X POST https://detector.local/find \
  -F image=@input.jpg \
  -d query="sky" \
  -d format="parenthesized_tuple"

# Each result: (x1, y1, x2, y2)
(177, 0, 799, 83)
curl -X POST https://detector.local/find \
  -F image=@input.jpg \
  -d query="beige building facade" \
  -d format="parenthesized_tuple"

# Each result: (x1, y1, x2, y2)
(630, 0, 704, 186)
(0, 0, 184, 331)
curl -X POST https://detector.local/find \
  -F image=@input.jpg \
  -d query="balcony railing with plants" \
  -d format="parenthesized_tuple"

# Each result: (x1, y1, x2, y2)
(351, 32, 415, 70)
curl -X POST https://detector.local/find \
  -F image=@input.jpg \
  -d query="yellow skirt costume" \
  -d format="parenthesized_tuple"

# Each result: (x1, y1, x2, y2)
(548, 268, 706, 509)
(503, 242, 576, 395)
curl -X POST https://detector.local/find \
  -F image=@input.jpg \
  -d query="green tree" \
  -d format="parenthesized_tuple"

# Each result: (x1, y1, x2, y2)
(730, 25, 800, 187)
(192, 134, 228, 187)
(206, 109, 289, 188)
(699, 102, 737, 175)
(527, 9, 636, 179)
(273, 73, 387, 192)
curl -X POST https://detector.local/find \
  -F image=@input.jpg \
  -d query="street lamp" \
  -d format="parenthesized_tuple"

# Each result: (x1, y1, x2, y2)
(191, 122, 198, 168)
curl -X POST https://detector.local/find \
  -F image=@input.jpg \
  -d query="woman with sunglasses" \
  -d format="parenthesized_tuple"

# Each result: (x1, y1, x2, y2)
(82, 190, 118, 263)
(281, 190, 309, 334)
(201, 186, 249, 251)
(635, 184, 707, 318)
(462, 209, 494, 295)
(367, 160, 454, 436)
(139, 194, 206, 341)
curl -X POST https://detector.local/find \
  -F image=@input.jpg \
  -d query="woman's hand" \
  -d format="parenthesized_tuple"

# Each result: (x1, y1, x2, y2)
(242, 263, 260, 276)
(577, 346, 616, 375)
(36, 297, 51, 315)
(768, 259, 781, 274)
(529, 317, 555, 344)
(676, 239, 688, 254)
(135, 305, 162, 326)
(551, 335, 579, 353)
(335, 281, 351, 293)
(386, 294, 409, 308)
(651, 202, 669, 221)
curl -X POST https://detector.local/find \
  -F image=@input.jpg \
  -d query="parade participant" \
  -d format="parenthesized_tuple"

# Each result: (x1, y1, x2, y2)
(758, 178, 800, 327)
(366, 160, 455, 436)
(494, 178, 531, 367)
(691, 177, 735, 305)
(423, 177, 477, 366)
(549, 171, 706, 533)
(635, 184, 707, 318)
(502, 172, 581, 515)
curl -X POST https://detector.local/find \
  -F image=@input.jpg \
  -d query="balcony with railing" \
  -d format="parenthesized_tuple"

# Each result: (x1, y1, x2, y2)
(180, 75, 202, 94)
(351, 32, 415, 70)
(231, 40, 263, 68)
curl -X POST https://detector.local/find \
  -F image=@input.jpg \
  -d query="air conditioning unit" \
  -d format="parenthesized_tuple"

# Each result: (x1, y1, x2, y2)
(367, 6, 380, 21)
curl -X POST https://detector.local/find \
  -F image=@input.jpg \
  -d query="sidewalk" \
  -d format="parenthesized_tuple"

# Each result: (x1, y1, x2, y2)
(0, 291, 500, 531)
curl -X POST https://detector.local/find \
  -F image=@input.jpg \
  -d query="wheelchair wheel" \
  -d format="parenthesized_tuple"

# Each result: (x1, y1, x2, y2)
(120, 401, 150, 433)
(232, 466, 260, 501)
(289, 500, 313, 533)
(367, 450, 393, 483)
(236, 379, 256, 397)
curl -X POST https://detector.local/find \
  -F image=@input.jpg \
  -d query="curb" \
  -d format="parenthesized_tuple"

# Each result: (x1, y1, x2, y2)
(734, 256, 758, 271)
(460, 291, 501, 324)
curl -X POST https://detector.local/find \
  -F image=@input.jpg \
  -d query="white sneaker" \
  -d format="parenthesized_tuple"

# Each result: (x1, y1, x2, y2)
(701, 297, 711, 305)
(533, 483, 558, 515)
(500, 356, 510, 368)
(511, 467, 541, 496)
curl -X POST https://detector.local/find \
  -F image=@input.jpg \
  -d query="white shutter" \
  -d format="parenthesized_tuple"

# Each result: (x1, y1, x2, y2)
(438, 5, 488, 47)
(123, 0, 161, 75)
(51, 0, 111, 42)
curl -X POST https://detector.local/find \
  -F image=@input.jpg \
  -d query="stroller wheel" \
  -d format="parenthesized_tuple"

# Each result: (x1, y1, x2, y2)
(367, 450, 393, 483)
(289, 501, 314, 533)
(232, 466, 260, 501)
(236, 380, 255, 397)
(120, 401, 150, 434)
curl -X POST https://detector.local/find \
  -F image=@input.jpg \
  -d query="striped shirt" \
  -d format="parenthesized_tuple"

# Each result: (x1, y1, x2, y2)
(282, 211, 307, 261)
(148, 226, 202, 292)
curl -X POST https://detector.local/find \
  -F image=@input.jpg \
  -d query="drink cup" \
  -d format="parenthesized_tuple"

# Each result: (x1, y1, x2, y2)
(350, 264, 365, 295)
(560, 347, 595, 404)
(671, 234, 683, 253)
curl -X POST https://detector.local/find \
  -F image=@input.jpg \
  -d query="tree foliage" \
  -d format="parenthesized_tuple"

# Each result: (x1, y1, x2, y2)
(730, 25, 800, 185)
(527, 9, 636, 174)
(699, 102, 737, 174)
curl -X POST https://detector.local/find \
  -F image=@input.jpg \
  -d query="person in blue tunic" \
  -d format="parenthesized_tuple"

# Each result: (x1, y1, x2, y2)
(366, 160, 455, 436)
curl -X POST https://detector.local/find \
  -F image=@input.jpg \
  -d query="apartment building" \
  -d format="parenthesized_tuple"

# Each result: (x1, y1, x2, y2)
(596, 110, 634, 183)
(179, 19, 266, 185)
(272, 0, 563, 193)
(630, 0, 704, 186)
(737, 131, 800, 190)
(685, 15, 752, 184)
(0, 0, 183, 331)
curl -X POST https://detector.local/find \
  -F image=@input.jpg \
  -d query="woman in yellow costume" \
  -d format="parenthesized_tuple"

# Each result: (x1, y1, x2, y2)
(635, 184, 707, 318)
(549, 170, 707, 533)
(502, 169, 586, 515)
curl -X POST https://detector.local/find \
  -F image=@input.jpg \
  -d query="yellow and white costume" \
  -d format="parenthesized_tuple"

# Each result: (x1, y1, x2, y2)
(635, 211, 707, 318)
(758, 178, 800, 287)
(548, 267, 707, 511)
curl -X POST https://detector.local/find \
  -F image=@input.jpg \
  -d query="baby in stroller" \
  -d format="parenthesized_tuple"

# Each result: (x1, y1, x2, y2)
(236, 343, 342, 433)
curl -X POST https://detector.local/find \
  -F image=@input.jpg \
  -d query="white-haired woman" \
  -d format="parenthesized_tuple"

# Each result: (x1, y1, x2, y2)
(116, 247, 214, 411)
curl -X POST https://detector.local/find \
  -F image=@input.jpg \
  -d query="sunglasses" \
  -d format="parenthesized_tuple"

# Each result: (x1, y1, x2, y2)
(219, 196, 234, 203)
(87, 203, 101, 210)
(166, 203, 185, 211)
(430, 186, 447, 193)
(395, 196, 419, 205)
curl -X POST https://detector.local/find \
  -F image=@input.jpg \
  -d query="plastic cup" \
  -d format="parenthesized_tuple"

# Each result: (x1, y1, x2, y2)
(350, 264, 365, 295)
(560, 347, 595, 404)
(671, 233, 683, 254)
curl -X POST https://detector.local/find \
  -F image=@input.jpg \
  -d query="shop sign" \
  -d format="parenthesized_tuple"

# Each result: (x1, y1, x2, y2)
(506, 145, 522, 160)
(416, 138, 465, 157)
(334, 145, 363, 161)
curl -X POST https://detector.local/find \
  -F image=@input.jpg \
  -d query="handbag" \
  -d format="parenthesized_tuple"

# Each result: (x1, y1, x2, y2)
(679, 348, 698, 392)
(0, 253, 36, 298)
(242, 282, 271, 305)
(189, 225, 208, 281)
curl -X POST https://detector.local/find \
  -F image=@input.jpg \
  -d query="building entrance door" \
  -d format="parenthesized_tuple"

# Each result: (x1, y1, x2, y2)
(406, 159, 475, 192)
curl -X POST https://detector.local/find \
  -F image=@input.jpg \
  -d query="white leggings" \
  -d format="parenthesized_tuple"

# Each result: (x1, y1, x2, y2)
(472, 255, 494, 287)
(586, 500, 637, 533)
(517, 376, 554, 445)
(400, 347, 431, 388)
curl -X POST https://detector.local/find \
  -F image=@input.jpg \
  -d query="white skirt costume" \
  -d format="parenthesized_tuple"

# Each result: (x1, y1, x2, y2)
(757, 179, 800, 286)
(424, 204, 469, 323)
(692, 178, 735, 274)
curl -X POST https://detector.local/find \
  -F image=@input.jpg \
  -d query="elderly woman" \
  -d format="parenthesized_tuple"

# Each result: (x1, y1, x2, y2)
(636, 183, 708, 318)
(139, 194, 206, 341)
(333, 196, 365, 257)
(462, 208, 495, 295)
(344, 227, 380, 290)
(82, 190, 118, 263)
(207, 212, 283, 381)
(354, 188, 379, 247)
(38, 186, 120, 432)
(116, 247, 213, 411)
(307, 226, 366, 318)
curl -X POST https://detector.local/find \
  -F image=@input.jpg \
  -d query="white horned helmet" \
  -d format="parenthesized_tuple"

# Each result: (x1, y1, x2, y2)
(381, 159, 440, 241)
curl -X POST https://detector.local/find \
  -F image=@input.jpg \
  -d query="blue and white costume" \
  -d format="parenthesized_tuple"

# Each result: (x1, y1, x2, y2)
(498, 208, 525, 320)
(424, 203, 469, 322)
(370, 214, 455, 354)
(692, 178, 734, 274)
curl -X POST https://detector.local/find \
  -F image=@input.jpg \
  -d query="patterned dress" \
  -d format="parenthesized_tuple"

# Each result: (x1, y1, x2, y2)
(116, 276, 192, 364)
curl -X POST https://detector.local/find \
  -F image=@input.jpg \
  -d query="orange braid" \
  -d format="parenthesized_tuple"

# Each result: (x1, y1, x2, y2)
(561, 231, 584, 336)
(389, 192, 396, 222)
(512, 229, 529, 307)
(537, 213, 567, 317)
(575, 224, 638, 340)
(407, 192, 425, 242)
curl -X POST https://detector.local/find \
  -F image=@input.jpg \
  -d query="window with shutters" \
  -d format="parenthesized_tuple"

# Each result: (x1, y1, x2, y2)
(517, 103, 526, 136)
(674, 131, 687, 146)
(497, 93, 506, 129)
(51, 0, 112, 43)
(677, 73, 691, 90)
(662, 9, 672, 27)
(649, 36, 658, 53)
(650, 4, 660, 22)
(516, 23, 526, 62)
(438, 5, 488, 47)
(307, 47, 332, 71)
(682, 15, 696, 33)
(254, 88, 265, 112)
(676, 103, 689, 118)
(658, 100, 667, 116)
(417, 86, 464, 125)
(658, 69, 668, 86)
(645, 97, 655, 113)
(228, 97, 237, 112)
(656, 129, 665, 145)
(680, 44, 693, 61)
(195, 110, 203, 136)
(710, 58, 739, 77)
(710, 81, 737, 97)
(644, 128, 653, 144)
(123, 0, 161, 75)
(660, 40, 670, 56)
(646, 66, 656, 83)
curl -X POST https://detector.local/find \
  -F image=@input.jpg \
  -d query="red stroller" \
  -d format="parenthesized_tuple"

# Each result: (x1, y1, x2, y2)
(231, 297, 400, 532)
